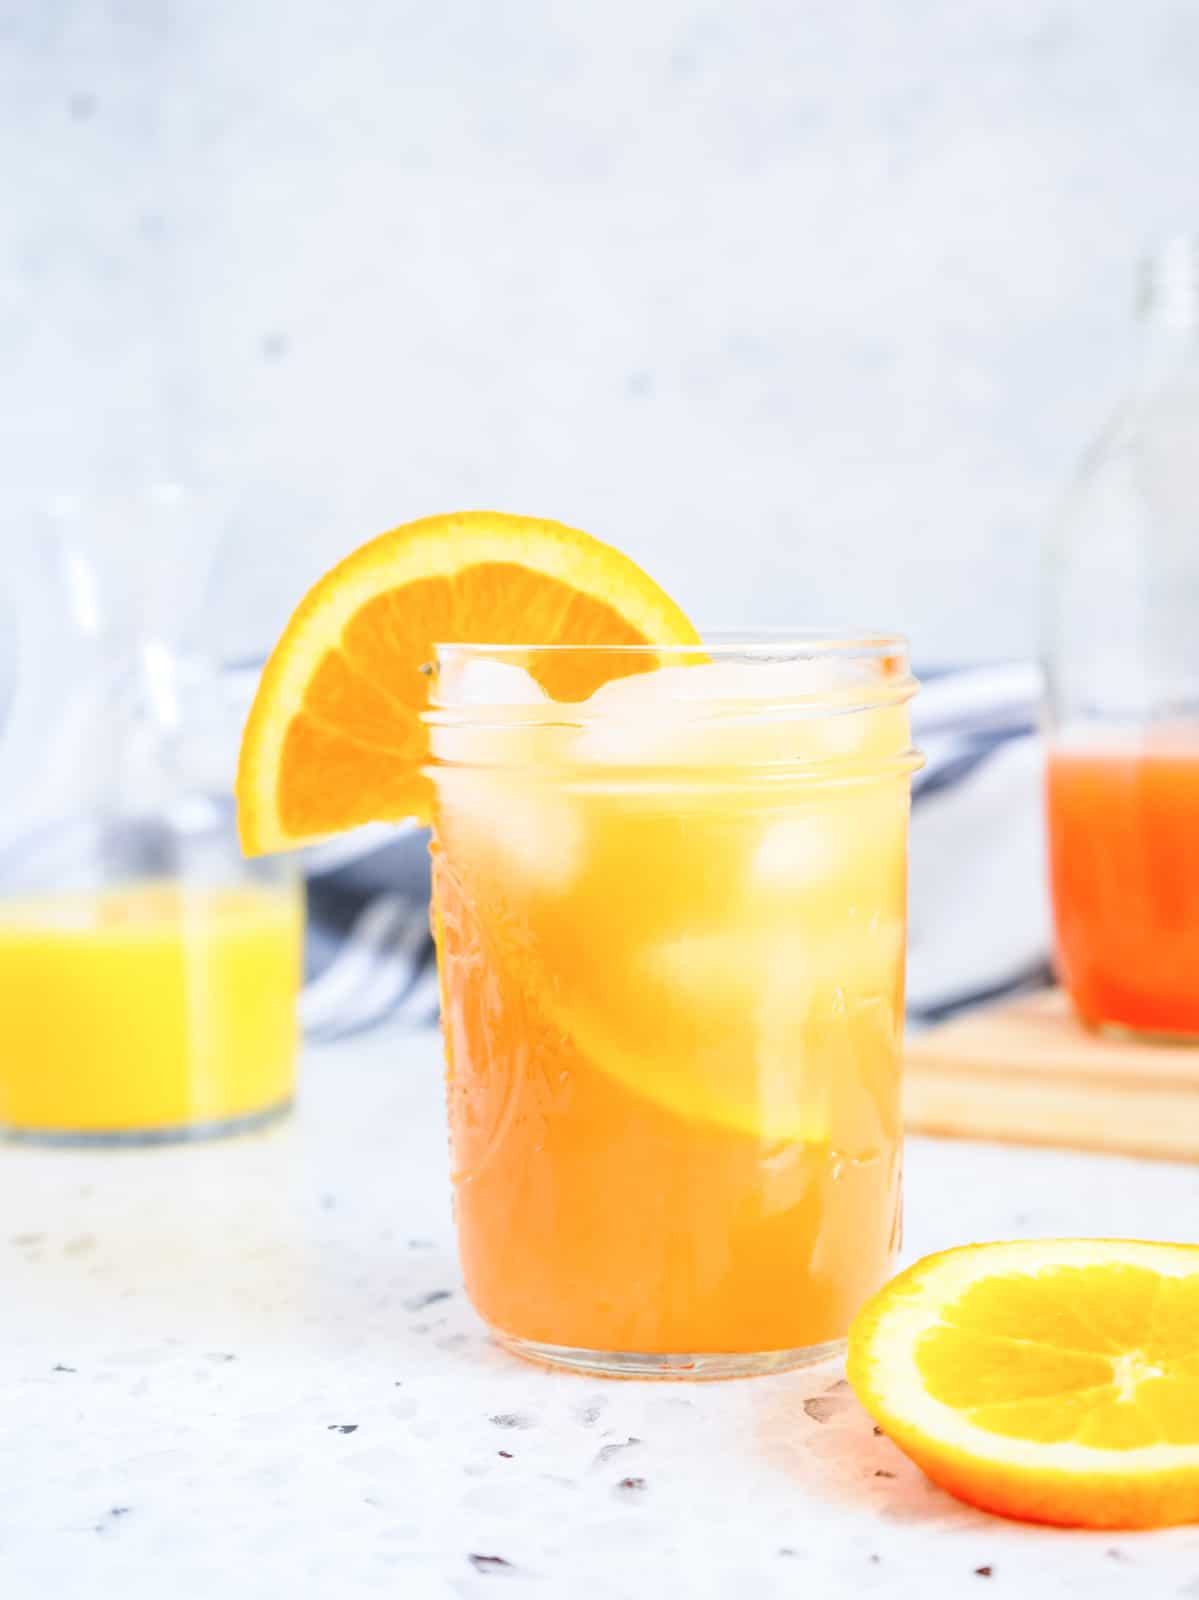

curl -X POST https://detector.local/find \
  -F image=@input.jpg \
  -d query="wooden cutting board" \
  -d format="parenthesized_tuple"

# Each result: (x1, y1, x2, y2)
(904, 989, 1199, 1162)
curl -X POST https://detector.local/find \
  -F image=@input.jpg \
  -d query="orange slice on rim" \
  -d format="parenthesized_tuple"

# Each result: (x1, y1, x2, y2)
(847, 1238, 1199, 1528)
(235, 510, 699, 855)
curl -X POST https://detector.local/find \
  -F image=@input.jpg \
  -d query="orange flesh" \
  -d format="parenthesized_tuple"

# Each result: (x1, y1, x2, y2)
(236, 511, 703, 856)
(432, 765, 908, 1355)
(1047, 746, 1199, 1035)
(848, 1241, 1199, 1529)
(917, 1265, 1199, 1447)
(275, 568, 655, 838)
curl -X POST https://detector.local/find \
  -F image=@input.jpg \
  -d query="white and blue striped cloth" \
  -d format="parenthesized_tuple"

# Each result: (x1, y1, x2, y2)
(298, 662, 1052, 1042)
(906, 663, 1051, 1023)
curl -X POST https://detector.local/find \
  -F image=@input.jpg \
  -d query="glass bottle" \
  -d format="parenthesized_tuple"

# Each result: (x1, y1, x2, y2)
(0, 488, 303, 1142)
(1044, 237, 1199, 1040)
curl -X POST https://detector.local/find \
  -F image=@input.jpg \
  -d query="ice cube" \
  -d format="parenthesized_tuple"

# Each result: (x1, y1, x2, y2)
(584, 657, 857, 713)
(437, 775, 582, 893)
(754, 811, 854, 885)
(651, 923, 904, 1007)
(576, 657, 901, 768)
(573, 666, 703, 765)
(643, 926, 904, 1141)
(430, 664, 582, 889)
(429, 659, 573, 770)
(754, 789, 908, 902)
(437, 658, 548, 708)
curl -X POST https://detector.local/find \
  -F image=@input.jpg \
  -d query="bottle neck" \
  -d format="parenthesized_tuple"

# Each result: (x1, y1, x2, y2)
(1135, 236, 1199, 383)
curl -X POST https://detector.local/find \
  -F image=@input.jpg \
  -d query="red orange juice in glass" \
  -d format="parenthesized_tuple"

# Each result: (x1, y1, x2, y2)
(1048, 736, 1199, 1039)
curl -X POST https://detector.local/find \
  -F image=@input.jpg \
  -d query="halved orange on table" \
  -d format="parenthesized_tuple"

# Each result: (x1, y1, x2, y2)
(236, 510, 700, 855)
(848, 1238, 1199, 1528)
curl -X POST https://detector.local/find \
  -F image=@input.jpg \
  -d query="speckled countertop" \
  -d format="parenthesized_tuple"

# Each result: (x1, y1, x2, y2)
(3, 1028, 1198, 1599)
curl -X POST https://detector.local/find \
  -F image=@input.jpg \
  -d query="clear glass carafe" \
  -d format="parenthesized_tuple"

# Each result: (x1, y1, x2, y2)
(1044, 238, 1199, 1039)
(0, 489, 303, 1142)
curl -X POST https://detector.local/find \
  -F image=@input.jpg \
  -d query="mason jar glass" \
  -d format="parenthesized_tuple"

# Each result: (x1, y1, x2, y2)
(425, 635, 919, 1377)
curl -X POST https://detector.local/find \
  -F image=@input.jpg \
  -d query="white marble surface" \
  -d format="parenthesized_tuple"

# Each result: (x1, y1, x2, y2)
(2, 1029, 1198, 1599)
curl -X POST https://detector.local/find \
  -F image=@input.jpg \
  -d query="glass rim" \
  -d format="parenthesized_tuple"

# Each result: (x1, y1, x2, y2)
(426, 627, 921, 781)
(433, 627, 909, 659)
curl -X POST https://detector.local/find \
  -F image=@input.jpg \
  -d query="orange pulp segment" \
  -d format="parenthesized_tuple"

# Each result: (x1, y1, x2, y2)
(235, 510, 700, 854)
(847, 1238, 1199, 1528)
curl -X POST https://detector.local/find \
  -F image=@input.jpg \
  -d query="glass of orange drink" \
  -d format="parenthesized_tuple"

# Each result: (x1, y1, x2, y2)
(233, 512, 919, 1375)
(0, 490, 303, 1142)
(426, 636, 919, 1376)
(0, 867, 302, 1144)
(1047, 738, 1199, 1040)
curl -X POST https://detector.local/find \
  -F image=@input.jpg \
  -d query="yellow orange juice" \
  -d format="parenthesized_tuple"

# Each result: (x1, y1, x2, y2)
(0, 881, 302, 1139)
(429, 645, 917, 1375)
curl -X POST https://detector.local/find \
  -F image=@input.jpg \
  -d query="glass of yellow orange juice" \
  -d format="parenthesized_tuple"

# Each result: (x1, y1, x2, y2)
(0, 839, 303, 1146)
(0, 493, 305, 1144)
(426, 635, 919, 1377)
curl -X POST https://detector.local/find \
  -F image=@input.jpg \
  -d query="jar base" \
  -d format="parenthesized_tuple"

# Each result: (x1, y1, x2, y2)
(493, 1329, 847, 1380)
(0, 1097, 293, 1148)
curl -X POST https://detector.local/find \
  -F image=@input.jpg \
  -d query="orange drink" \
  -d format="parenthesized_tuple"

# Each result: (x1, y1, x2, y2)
(0, 880, 302, 1142)
(232, 513, 919, 1375)
(428, 640, 918, 1375)
(1047, 739, 1199, 1038)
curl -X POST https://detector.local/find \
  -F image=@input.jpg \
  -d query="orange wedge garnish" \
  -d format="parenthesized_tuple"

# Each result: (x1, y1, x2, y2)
(847, 1239, 1199, 1528)
(235, 510, 699, 855)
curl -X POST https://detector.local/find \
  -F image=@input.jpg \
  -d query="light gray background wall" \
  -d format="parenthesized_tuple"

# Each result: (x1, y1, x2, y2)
(5, 0, 1199, 666)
